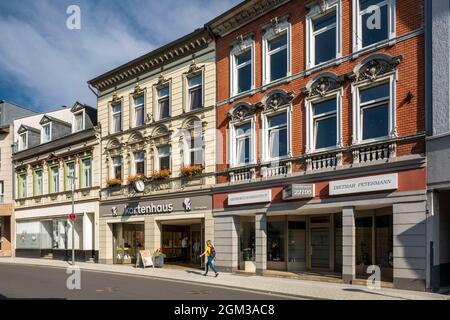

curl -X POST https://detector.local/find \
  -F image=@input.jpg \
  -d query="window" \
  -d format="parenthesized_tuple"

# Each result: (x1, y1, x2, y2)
(49, 166, 59, 193)
(81, 158, 92, 188)
(313, 98, 338, 150)
(354, 0, 395, 50)
(74, 111, 84, 132)
(309, 11, 339, 67)
(263, 20, 290, 85)
(18, 173, 27, 198)
(188, 74, 203, 111)
(134, 151, 145, 175)
(112, 103, 122, 133)
(235, 50, 252, 94)
(359, 83, 390, 140)
(186, 130, 203, 166)
(158, 146, 170, 171)
(112, 156, 122, 180)
(234, 123, 252, 166)
(42, 123, 51, 143)
(265, 112, 289, 159)
(64, 161, 75, 191)
(158, 86, 170, 120)
(0, 181, 4, 203)
(34, 170, 43, 196)
(19, 132, 27, 151)
(134, 95, 145, 127)
(267, 219, 285, 262)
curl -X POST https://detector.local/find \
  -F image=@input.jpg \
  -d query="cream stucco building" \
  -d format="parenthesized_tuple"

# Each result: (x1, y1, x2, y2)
(88, 28, 216, 266)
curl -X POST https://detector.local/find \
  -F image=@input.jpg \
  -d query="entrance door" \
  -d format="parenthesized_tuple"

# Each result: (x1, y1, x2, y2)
(310, 228, 330, 269)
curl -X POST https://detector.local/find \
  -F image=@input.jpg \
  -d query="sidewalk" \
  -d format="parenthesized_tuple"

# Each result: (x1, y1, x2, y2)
(0, 257, 448, 300)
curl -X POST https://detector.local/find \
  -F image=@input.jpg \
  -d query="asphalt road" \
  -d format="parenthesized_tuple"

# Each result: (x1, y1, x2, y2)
(0, 264, 298, 300)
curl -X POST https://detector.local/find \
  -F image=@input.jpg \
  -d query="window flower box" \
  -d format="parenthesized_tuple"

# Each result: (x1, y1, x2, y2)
(180, 165, 203, 178)
(127, 174, 145, 184)
(106, 178, 122, 187)
(151, 170, 171, 181)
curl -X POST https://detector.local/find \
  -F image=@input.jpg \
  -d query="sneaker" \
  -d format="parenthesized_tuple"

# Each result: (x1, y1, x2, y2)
(215, 273, 219, 278)
(203, 273, 207, 276)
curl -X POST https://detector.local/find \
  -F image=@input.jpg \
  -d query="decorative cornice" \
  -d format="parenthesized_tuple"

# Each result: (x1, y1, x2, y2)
(88, 29, 212, 92)
(207, 0, 291, 37)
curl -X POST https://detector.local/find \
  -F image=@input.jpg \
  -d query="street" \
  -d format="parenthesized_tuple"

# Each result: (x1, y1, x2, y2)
(0, 264, 298, 300)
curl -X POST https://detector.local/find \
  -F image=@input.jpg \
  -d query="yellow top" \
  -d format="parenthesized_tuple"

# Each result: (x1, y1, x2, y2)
(204, 244, 213, 257)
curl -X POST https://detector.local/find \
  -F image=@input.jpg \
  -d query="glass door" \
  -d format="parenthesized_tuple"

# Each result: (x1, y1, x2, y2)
(310, 228, 330, 269)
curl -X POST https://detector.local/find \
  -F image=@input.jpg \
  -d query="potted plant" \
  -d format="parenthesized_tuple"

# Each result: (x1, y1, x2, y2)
(127, 174, 145, 184)
(152, 248, 166, 268)
(180, 165, 203, 177)
(106, 178, 122, 187)
(151, 169, 171, 181)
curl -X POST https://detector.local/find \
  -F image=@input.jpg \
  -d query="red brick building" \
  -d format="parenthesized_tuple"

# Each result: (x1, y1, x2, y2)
(207, 0, 428, 291)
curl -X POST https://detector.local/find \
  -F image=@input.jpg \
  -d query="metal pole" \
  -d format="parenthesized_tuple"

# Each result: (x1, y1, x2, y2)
(71, 177, 75, 266)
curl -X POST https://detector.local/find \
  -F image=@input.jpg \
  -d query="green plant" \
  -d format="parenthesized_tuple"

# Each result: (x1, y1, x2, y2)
(127, 174, 145, 184)
(152, 247, 166, 258)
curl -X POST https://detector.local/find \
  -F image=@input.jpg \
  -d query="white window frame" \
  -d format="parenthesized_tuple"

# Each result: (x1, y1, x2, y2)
(81, 158, 92, 188)
(34, 170, 43, 196)
(156, 145, 171, 171)
(230, 37, 255, 97)
(50, 165, 59, 193)
(262, 19, 291, 86)
(229, 117, 256, 167)
(73, 110, 85, 133)
(305, 90, 343, 153)
(133, 94, 145, 127)
(185, 72, 204, 112)
(41, 123, 52, 143)
(19, 132, 28, 151)
(352, 73, 397, 144)
(133, 151, 145, 175)
(261, 108, 291, 162)
(111, 156, 122, 180)
(154, 84, 170, 121)
(352, 0, 396, 52)
(111, 102, 123, 133)
(19, 173, 27, 198)
(183, 128, 204, 166)
(306, 0, 342, 69)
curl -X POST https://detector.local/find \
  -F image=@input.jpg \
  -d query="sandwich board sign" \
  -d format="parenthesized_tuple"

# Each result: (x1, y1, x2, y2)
(136, 249, 153, 268)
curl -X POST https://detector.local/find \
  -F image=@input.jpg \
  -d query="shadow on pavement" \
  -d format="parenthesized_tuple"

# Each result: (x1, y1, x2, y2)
(184, 270, 203, 276)
(342, 288, 407, 300)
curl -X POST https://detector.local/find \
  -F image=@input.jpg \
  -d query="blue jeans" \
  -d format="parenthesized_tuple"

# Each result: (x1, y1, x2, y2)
(205, 256, 217, 274)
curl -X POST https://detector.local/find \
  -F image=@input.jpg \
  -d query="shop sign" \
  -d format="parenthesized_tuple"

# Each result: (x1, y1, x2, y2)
(329, 173, 398, 196)
(228, 189, 272, 206)
(283, 184, 315, 200)
(112, 203, 174, 216)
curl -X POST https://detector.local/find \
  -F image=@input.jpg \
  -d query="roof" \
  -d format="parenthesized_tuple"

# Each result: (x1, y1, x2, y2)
(39, 114, 71, 127)
(88, 28, 213, 92)
(17, 124, 40, 134)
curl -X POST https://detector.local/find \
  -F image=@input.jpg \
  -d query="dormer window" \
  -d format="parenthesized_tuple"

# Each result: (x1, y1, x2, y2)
(74, 111, 84, 132)
(42, 123, 52, 143)
(19, 132, 27, 151)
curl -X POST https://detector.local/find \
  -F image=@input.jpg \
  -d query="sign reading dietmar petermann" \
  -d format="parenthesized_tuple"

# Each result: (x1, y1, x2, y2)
(283, 184, 315, 200)
(329, 173, 398, 196)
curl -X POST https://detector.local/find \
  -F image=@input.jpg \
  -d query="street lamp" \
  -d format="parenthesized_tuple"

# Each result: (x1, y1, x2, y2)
(67, 174, 77, 266)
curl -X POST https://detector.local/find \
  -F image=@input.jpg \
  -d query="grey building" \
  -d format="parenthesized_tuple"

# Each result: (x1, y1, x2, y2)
(426, 0, 450, 293)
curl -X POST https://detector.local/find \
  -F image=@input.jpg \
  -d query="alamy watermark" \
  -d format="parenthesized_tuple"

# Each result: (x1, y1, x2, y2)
(366, 265, 381, 290)
(66, 265, 81, 290)
(66, 5, 81, 30)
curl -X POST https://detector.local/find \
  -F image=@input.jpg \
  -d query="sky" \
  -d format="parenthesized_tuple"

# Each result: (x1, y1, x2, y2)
(0, 0, 240, 112)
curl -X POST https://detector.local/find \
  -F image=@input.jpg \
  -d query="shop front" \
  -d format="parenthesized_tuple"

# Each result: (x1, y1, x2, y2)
(0, 209, 13, 257)
(213, 169, 427, 291)
(14, 202, 98, 262)
(99, 193, 213, 267)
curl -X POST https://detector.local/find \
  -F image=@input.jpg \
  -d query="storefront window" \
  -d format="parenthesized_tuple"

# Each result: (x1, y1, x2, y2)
(114, 223, 144, 264)
(375, 215, 393, 275)
(356, 216, 373, 269)
(267, 220, 285, 262)
(288, 221, 305, 264)
(240, 220, 255, 262)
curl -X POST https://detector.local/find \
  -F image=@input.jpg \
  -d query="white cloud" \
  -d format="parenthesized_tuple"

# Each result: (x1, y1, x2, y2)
(0, 0, 240, 110)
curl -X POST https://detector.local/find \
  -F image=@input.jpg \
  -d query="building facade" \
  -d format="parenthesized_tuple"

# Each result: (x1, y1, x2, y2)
(88, 28, 216, 266)
(208, 0, 428, 291)
(425, 0, 450, 292)
(0, 100, 38, 257)
(12, 103, 100, 262)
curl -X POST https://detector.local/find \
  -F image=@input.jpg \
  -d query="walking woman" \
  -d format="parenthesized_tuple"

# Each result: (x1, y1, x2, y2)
(199, 240, 219, 277)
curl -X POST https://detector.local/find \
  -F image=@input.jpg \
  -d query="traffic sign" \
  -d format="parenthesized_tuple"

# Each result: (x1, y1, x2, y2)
(68, 213, 77, 222)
